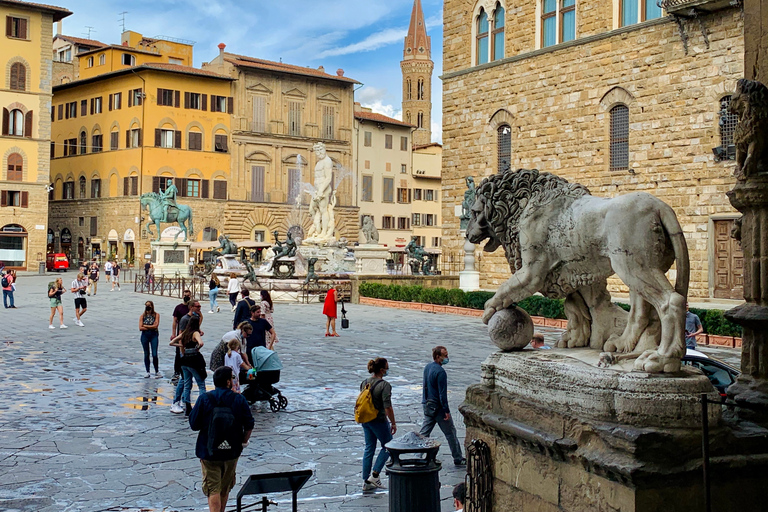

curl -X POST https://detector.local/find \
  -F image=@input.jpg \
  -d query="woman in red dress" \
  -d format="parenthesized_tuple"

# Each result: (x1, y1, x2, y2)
(323, 287, 339, 337)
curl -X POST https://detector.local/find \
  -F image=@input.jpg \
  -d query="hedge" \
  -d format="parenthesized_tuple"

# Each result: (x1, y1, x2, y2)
(358, 283, 741, 336)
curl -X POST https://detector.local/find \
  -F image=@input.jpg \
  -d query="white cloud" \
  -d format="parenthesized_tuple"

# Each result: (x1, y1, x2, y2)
(431, 121, 442, 144)
(317, 27, 407, 58)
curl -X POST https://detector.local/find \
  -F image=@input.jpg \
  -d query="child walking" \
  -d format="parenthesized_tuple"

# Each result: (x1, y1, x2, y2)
(224, 337, 249, 393)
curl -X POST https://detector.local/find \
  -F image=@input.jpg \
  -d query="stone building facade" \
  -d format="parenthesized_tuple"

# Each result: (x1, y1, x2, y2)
(1, 0, 70, 270)
(201, 48, 360, 247)
(442, 0, 744, 300)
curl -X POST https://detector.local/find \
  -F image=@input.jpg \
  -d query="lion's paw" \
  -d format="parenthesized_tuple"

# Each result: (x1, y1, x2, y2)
(598, 352, 617, 368)
(633, 350, 681, 373)
(604, 334, 631, 353)
(481, 307, 496, 325)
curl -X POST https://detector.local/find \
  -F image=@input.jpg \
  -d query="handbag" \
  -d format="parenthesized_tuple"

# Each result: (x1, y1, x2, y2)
(341, 301, 349, 329)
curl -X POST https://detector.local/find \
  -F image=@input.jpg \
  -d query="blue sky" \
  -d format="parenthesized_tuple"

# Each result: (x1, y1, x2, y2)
(53, 0, 444, 142)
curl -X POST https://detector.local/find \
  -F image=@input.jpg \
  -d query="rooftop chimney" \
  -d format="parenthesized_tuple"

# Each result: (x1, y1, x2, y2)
(336, 68, 344, 77)
(318, 65, 325, 73)
(56, 21, 62, 35)
(218, 43, 226, 59)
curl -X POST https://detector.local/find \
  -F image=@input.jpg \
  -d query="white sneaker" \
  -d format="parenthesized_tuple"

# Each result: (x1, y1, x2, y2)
(144, 373, 150, 378)
(60, 324, 68, 329)
(170, 402, 184, 414)
(76, 320, 84, 327)
(154, 372, 162, 379)
(73, 317, 78, 322)
(368, 476, 385, 489)
(232, 306, 236, 312)
(49, 324, 55, 330)
(362, 480, 377, 491)
(208, 310, 215, 314)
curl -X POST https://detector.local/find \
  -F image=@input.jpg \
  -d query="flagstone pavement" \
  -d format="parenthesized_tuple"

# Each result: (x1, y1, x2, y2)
(0, 274, 738, 511)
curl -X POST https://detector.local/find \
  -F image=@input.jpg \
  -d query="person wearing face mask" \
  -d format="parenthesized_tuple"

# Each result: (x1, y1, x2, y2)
(139, 300, 161, 378)
(171, 290, 194, 384)
(420, 345, 466, 466)
(360, 357, 396, 491)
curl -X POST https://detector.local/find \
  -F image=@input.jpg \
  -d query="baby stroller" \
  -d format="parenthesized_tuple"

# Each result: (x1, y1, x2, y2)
(241, 346, 287, 412)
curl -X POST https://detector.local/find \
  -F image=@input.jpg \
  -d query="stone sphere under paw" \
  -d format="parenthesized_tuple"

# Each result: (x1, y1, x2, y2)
(487, 306, 534, 352)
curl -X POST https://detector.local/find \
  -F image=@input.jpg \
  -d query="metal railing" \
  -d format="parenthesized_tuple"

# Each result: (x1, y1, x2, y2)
(384, 250, 484, 277)
(299, 279, 352, 304)
(134, 274, 207, 300)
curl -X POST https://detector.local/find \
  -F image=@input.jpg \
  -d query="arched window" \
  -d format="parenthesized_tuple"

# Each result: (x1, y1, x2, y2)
(79, 130, 87, 154)
(609, 105, 630, 171)
(79, 176, 86, 198)
(10, 62, 26, 91)
(417, 78, 424, 100)
(497, 125, 512, 172)
(492, 5, 505, 61)
(406, 79, 412, 100)
(417, 112, 424, 128)
(7, 153, 22, 181)
(8, 109, 24, 136)
(476, 9, 489, 65)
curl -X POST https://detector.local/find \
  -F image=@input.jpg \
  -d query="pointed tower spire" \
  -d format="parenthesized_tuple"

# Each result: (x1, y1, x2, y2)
(403, 0, 430, 60)
(401, 0, 434, 145)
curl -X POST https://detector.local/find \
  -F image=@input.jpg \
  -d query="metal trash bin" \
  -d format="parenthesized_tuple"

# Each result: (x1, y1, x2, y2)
(385, 432, 442, 512)
(38, 262, 45, 274)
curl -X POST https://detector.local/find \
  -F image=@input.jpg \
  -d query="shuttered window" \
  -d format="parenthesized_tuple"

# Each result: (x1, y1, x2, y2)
(188, 131, 202, 151)
(91, 179, 101, 198)
(157, 88, 176, 107)
(214, 134, 228, 152)
(362, 175, 373, 202)
(253, 96, 266, 132)
(288, 102, 301, 136)
(0, 191, 28, 208)
(609, 105, 630, 171)
(7, 153, 22, 181)
(322, 105, 335, 139)
(9, 62, 26, 91)
(90, 217, 97, 236)
(364, 131, 372, 147)
(91, 134, 103, 153)
(81, 100, 87, 117)
(251, 166, 265, 202)
(383, 177, 394, 203)
(385, 134, 393, 149)
(213, 180, 227, 199)
(211, 95, 232, 113)
(6, 16, 28, 39)
(110, 131, 119, 150)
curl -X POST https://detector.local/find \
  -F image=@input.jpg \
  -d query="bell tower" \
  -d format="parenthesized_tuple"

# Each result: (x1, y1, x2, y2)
(401, 0, 433, 146)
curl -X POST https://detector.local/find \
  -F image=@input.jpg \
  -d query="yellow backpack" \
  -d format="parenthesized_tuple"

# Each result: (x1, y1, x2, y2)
(355, 380, 382, 423)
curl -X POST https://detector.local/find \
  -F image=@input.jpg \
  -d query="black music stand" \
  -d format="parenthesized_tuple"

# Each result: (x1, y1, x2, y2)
(236, 469, 313, 512)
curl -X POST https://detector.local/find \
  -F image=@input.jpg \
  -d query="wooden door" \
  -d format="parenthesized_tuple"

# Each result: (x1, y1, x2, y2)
(713, 220, 744, 299)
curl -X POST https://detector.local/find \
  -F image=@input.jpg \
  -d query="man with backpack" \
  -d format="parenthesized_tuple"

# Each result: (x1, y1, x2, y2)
(232, 289, 256, 329)
(190, 367, 254, 512)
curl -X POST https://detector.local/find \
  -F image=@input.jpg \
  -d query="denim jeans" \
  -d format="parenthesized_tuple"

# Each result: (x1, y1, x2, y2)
(3, 289, 13, 308)
(362, 420, 392, 481)
(181, 366, 206, 404)
(209, 288, 219, 310)
(420, 407, 464, 463)
(140, 330, 159, 373)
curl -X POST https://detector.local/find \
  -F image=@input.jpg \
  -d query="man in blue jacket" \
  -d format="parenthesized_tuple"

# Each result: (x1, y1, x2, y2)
(190, 367, 255, 512)
(420, 345, 466, 466)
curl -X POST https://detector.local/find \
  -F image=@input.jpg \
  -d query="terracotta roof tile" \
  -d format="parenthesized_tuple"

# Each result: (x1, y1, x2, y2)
(53, 63, 232, 91)
(355, 110, 414, 128)
(1, 0, 71, 19)
(142, 62, 231, 79)
(55, 34, 107, 48)
(224, 53, 359, 84)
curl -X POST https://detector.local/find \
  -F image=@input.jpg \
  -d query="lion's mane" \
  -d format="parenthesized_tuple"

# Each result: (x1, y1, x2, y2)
(477, 169, 590, 271)
(731, 78, 768, 151)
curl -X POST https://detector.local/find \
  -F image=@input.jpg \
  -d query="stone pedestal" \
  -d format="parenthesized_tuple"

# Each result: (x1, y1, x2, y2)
(460, 350, 768, 512)
(353, 244, 389, 275)
(298, 243, 355, 274)
(459, 236, 480, 291)
(150, 240, 191, 277)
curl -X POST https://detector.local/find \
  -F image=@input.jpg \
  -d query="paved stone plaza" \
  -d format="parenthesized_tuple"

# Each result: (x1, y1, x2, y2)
(0, 274, 519, 512)
(0, 274, 739, 511)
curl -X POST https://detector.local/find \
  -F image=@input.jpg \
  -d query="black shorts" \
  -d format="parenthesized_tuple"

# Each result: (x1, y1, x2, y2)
(75, 297, 87, 309)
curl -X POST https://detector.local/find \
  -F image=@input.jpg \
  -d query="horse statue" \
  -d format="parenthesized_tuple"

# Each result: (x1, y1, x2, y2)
(140, 192, 194, 241)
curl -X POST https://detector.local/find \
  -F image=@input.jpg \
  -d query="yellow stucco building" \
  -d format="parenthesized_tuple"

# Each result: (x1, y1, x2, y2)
(1, 0, 70, 270)
(49, 34, 232, 263)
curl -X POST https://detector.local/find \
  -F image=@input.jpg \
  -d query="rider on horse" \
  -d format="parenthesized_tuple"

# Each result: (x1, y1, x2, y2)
(160, 179, 178, 223)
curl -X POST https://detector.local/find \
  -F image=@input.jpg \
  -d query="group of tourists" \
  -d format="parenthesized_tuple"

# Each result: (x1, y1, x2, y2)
(46, 258, 122, 329)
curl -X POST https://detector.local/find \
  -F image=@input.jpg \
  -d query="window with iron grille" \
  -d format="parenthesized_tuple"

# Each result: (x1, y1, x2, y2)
(609, 105, 629, 171)
(716, 95, 738, 161)
(497, 125, 511, 172)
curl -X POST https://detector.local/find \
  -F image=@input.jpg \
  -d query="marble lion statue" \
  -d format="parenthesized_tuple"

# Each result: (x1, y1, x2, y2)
(728, 78, 768, 181)
(466, 169, 690, 373)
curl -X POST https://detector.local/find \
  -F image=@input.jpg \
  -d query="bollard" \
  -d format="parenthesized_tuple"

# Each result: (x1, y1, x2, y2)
(385, 433, 442, 512)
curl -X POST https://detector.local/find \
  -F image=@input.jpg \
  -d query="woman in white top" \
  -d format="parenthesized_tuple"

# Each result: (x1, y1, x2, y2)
(227, 273, 240, 312)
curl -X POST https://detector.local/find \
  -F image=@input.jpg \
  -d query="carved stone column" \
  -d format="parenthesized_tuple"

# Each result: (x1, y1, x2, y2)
(725, 177, 768, 415)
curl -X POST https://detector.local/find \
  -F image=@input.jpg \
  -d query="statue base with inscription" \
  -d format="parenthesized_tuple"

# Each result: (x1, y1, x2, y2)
(353, 244, 389, 275)
(150, 240, 191, 278)
(460, 349, 768, 512)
